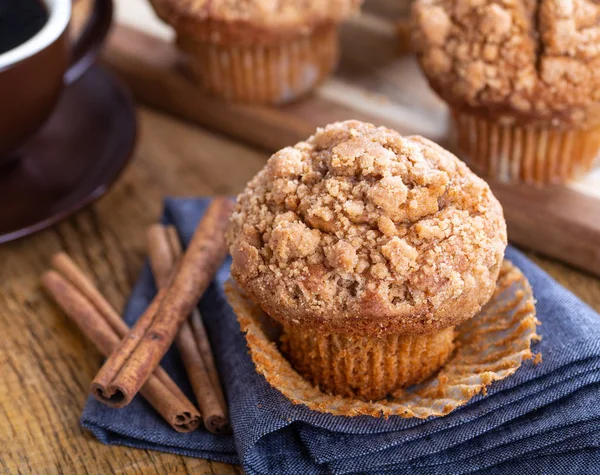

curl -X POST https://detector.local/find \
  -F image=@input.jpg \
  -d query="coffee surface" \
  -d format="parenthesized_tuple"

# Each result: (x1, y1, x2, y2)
(0, 0, 48, 56)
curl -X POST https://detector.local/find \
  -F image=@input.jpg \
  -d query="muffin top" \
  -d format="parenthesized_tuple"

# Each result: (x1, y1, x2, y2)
(412, 0, 600, 128)
(228, 121, 507, 337)
(149, 0, 361, 43)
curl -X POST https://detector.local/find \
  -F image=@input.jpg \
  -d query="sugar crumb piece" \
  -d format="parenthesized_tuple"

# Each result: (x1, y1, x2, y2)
(325, 240, 358, 273)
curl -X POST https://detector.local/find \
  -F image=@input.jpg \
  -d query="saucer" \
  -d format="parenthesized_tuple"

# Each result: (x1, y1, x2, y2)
(0, 66, 137, 244)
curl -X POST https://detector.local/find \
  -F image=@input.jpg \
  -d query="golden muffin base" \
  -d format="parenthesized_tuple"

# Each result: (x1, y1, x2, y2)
(176, 25, 338, 105)
(453, 110, 600, 185)
(225, 260, 540, 418)
(281, 325, 455, 401)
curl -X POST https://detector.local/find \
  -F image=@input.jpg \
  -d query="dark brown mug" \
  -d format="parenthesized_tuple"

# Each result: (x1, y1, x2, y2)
(0, 0, 113, 163)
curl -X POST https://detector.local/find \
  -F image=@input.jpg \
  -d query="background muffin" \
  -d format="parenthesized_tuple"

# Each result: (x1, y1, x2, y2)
(228, 121, 507, 400)
(148, 0, 361, 104)
(412, 0, 600, 185)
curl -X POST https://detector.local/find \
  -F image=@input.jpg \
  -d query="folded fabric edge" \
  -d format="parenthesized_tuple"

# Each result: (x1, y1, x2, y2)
(315, 363, 600, 466)
(82, 422, 239, 465)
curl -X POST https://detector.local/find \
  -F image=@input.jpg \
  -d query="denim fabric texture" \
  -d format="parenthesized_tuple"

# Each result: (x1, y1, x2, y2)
(81, 198, 600, 474)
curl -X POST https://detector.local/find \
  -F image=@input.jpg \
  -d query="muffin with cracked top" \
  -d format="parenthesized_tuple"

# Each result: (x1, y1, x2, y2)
(148, 0, 361, 104)
(227, 120, 507, 401)
(412, 0, 600, 185)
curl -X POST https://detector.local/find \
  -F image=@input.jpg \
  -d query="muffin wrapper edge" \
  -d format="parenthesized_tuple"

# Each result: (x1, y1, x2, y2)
(177, 25, 339, 105)
(225, 260, 540, 418)
(281, 324, 455, 401)
(453, 110, 600, 185)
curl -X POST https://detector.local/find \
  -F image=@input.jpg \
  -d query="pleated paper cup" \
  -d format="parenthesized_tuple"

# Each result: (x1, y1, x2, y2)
(177, 24, 339, 105)
(281, 325, 455, 401)
(225, 260, 540, 419)
(453, 110, 600, 185)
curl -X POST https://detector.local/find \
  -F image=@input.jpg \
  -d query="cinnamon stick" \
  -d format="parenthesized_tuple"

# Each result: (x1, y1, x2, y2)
(148, 224, 230, 434)
(41, 269, 201, 433)
(166, 226, 228, 415)
(51, 253, 186, 404)
(91, 197, 233, 408)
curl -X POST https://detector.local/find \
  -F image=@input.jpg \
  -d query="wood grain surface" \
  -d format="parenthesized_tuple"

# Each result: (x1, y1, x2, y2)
(1, 0, 599, 473)
(2, 106, 600, 475)
(0, 108, 261, 474)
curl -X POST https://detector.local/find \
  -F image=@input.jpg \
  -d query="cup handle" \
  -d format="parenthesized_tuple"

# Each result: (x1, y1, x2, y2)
(64, 0, 114, 85)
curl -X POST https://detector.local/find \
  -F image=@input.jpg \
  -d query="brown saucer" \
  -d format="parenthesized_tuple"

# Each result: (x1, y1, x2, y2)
(0, 66, 137, 243)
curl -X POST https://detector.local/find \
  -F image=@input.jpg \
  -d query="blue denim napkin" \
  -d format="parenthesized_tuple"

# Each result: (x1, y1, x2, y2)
(81, 198, 600, 474)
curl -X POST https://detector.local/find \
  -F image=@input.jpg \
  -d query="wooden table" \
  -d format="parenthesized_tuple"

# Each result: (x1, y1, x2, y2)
(1, 105, 599, 474)
(0, 108, 259, 474)
(3, 5, 600, 472)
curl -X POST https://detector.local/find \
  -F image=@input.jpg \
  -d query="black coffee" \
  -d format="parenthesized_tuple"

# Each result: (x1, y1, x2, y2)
(0, 0, 49, 55)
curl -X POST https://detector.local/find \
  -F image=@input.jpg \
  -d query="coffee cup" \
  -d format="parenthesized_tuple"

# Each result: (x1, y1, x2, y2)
(0, 0, 113, 162)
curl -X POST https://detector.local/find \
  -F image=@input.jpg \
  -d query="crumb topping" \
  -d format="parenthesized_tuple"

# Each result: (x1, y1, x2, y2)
(412, 0, 600, 128)
(228, 121, 507, 336)
(150, 0, 361, 41)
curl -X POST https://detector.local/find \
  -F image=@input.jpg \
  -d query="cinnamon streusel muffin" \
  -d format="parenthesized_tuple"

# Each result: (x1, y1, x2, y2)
(148, 0, 361, 104)
(412, 0, 600, 185)
(228, 120, 507, 401)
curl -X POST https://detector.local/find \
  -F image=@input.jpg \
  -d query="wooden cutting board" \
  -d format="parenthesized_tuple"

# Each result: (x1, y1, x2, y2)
(103, 0, 600, 277)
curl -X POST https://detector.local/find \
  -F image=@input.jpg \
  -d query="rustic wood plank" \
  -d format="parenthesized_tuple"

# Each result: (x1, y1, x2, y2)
(361, 0, 413, 19)
(3, 108, 599, 475)
(491, 183, 600, 278)
(3, 0, 600, 472)
(0, 108, 265, 474)
(101, 18, 600, 277)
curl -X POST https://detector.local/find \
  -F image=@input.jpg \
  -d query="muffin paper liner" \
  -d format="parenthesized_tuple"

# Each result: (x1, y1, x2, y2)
(177, 26, 338, 105)
(280, 324, 455, 401)
(225, 260, 540, 419)
(453, 110, 600, 185)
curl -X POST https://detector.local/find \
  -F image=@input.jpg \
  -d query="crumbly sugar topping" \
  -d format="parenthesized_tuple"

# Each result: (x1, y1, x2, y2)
(412, 0, 600, 127)
(228, 121, 507, 336)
